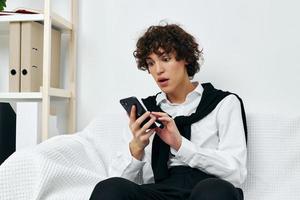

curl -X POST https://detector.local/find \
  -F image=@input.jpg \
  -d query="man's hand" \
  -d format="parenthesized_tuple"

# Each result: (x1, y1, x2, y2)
(151, 112, 182, 151)
(128, 105, 156, 160)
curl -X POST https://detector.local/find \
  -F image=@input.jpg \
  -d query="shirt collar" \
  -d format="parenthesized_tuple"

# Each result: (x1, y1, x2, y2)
(156, 82, 203, 105)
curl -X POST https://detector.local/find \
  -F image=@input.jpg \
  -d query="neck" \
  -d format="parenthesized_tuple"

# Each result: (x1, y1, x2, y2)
(167, 81, 197, 104)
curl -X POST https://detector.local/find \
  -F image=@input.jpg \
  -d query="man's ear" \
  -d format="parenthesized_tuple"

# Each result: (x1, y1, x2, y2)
(181, 58, 188, 66)
(184, 60, 189, 67)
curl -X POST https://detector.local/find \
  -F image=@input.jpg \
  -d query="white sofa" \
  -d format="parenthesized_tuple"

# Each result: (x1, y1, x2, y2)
(1, 112, 300, 200)
(87, 113, 300, 200)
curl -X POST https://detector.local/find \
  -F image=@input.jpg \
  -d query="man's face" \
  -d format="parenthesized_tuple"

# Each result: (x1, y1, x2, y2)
(146, 49, 189, 95)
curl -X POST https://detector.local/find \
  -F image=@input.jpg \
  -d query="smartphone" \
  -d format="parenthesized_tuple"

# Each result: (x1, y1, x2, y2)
(120, 96, 162, 129)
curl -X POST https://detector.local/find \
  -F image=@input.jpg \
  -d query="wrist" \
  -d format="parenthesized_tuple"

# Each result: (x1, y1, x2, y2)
(172, 135, 182, 151)
(129, 141, 144, 160)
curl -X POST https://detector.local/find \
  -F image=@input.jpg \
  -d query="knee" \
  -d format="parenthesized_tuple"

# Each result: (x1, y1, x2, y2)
(189, 178, 241, 200)
(90, 177, 137, 200)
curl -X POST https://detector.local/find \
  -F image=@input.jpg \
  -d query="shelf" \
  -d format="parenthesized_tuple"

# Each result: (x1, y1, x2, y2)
(0, 12, 72, 32)
(0, 88, 72, 102)
(0, 0, 77, 140)
(0, 92, 42, 100)
(0, 13, 44, 22)
(49, 87, 72, 98)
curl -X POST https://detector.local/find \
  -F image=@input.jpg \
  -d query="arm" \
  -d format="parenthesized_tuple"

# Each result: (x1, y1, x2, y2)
(171, 95, 247, 186)
(108, 106, 156, 184)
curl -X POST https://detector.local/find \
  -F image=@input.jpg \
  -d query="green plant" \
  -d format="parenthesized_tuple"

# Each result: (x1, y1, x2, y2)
(0, 0, 7, 11)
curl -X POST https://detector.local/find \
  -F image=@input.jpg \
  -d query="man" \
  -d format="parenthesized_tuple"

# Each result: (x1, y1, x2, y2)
(90, 23, 247, 200)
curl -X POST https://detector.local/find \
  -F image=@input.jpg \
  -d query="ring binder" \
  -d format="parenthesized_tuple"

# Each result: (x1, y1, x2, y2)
(9, 22, 21, 92)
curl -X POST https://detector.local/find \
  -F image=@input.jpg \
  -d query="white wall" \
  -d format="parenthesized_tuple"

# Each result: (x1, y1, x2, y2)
(0, 35, 9, 92)
(77, 0, 300, 130)
(1, 0, 300, 132)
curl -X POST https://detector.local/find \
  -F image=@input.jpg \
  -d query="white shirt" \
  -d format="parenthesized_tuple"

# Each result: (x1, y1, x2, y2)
(109, 82, 247, 187)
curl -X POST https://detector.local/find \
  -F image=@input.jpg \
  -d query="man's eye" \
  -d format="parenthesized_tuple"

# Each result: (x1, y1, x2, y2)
(162, 57, 171, 62)
(147, 62, 154, 67)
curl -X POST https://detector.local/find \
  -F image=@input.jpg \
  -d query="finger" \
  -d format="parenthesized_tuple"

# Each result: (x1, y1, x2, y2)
(151, 112, 169, 117)
(140, 115, 157, 132)
(141, 129, 155, 140)
(135, 125, 154, 139)
(131, 111, 151, 132)
(135, 111, 151, 126)
(150, 112, 170, 123)
(129, 105, 136, 124)
(156, 116, 172, 123)
(154, 127, 162, 133)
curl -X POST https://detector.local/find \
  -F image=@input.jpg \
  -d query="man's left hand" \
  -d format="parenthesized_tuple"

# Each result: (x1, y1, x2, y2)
(151, 112, 182, 151)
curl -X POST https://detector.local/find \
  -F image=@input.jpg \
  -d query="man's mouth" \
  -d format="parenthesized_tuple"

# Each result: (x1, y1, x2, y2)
(157, 78, 169, 87)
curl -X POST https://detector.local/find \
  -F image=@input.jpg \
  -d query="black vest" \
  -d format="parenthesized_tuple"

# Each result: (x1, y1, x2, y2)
(142, 82, 247, 182)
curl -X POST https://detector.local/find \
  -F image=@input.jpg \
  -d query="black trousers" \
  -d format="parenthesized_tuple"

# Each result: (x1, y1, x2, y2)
(90, 166, 243, 200)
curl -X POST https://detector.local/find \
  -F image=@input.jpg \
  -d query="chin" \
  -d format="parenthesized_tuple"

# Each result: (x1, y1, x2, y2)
(159, 86, 173, 94)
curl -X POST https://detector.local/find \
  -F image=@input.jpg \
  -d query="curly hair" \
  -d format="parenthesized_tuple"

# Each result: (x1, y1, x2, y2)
(133, 23, 203, 78)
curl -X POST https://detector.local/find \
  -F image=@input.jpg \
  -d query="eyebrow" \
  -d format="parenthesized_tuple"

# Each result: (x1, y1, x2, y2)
(146, 52, 170, 61)
(145, 57, 153, 62)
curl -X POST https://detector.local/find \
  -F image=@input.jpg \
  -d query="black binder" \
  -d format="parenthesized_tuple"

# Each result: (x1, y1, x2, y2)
(0, 103, 16, 165)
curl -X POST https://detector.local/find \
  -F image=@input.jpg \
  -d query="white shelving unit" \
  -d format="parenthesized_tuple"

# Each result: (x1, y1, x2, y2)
(0, 0, 77, 141)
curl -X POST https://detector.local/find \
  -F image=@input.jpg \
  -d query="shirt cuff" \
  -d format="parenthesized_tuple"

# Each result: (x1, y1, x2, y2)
(124, 145, 146, 173)
(170, 137, 200, 164)
(131, 155, 146, 166)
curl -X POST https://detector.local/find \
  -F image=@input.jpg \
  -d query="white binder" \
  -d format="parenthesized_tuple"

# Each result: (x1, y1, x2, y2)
(20, 21, 61, 92)
(9, 22, 21, 92)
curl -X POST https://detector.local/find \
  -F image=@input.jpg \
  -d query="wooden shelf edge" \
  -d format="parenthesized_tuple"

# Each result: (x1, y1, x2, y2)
(51, 13, 72, 31)
(0, 92, 43, 101)
(0, 88, 71, 101)
(0, 14, 44, 22)
(48, 87, 72, 98)
(0, 13, 72, 31)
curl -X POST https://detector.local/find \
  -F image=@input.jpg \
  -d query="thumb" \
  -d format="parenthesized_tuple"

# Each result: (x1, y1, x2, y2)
(154, 127, 162, 134)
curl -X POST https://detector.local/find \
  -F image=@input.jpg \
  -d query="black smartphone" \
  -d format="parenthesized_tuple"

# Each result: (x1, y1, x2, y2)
(120, 96, 161, 129)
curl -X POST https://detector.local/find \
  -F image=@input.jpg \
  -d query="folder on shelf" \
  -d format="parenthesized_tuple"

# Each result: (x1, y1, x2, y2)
(20, 21, 43, 92)
(20, 21, 61, 92)
(0, 103, 16, 165)
(8, 22, 21, 92)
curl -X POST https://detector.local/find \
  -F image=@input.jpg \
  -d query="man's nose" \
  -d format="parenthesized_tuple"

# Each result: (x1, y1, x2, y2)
(156, 62, 164, 74)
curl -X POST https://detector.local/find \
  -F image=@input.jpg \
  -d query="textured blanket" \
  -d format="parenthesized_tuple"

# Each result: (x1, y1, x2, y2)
(0, 129, 108, 200)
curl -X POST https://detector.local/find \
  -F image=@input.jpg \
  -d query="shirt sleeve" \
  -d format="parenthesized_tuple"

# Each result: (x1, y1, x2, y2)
(108, 124, 155, 184)
(171, 95, 247, 187)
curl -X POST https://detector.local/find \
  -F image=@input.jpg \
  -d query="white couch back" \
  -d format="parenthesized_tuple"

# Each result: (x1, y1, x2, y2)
(241, 113, 300, 200)
(83, 113, 127, 173)
(84, 113, 300, 200)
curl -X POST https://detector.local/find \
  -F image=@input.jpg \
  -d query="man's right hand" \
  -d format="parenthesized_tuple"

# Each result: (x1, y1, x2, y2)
(129, 105, 156, 160)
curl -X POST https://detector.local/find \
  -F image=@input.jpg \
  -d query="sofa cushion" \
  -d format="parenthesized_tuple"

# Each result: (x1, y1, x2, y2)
(241, 113, 300, 200)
